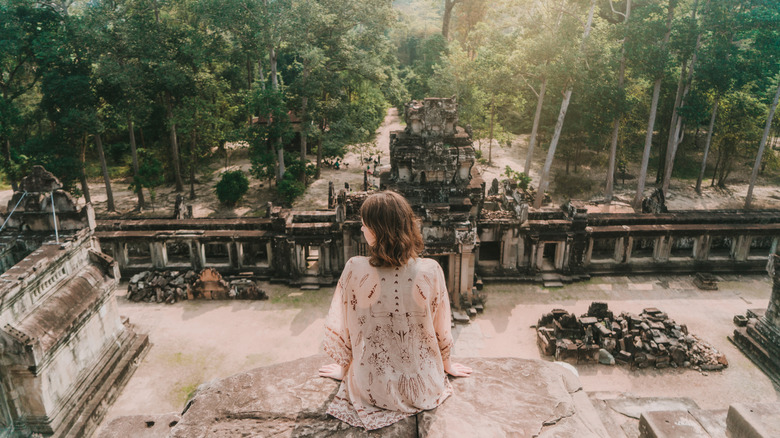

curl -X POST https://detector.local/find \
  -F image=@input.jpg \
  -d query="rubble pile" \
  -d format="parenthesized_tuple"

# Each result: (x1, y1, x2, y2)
(127, 269, 268, 303)
(536, 302, 728, 372)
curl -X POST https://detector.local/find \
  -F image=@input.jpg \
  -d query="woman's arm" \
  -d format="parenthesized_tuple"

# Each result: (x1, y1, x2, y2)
(322, 259, 354, 371)
(432, 263, 472, 378)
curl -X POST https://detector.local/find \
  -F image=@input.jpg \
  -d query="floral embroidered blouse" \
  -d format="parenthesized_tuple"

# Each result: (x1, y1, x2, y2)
(323, 256, 454, 430)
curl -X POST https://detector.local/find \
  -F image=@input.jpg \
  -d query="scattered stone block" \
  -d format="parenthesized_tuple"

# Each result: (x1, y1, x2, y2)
(452, 310, 470, 324)
(598, 349, 615, 365)
(639, 410, 709, 438)
(726, 403, 780, 438)
(693, 272, 719, 290)
(536, 302, 726, 371)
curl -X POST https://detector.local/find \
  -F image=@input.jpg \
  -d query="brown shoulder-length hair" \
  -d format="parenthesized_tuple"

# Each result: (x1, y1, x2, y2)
(360, 191, 424, 267)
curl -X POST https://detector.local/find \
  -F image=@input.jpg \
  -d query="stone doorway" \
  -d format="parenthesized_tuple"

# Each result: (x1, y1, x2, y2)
(305, 245, 320, 275)
(541, 242, 557, 271)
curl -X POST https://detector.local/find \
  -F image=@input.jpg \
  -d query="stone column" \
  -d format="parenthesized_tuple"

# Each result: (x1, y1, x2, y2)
(613, 237, 624, 262)
(653, 236, 670, 262)
(501, 230, 517, 269)
(535, 243, 545, 270)
(766, 254, 780, 328)
(195, 242, 206, 269)
(265, 242, 273, 267)
(236, 243, 245, 269)
(529, 238, 539, 271)
(625, 236, 634, 263)
(151, 242, 166, 269)
(459, 250, 475, 308)
(516, 236, 526, 269)
(584, 238, 593, 265)
(229, 242, 237, 269)
(733, 235, 750, 261)
(694, 235, 710, 261)
(562, 238, 572, 270)
(555, 242, 565, 270)
(322, 243, 331, 276)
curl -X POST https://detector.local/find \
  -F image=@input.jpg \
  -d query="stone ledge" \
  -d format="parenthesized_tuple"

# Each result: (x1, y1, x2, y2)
(98, 355, 610, 437)
(726, 403, 780, 438)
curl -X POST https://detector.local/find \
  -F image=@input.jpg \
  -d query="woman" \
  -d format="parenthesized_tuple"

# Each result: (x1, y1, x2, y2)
(319, 190, 472, 430)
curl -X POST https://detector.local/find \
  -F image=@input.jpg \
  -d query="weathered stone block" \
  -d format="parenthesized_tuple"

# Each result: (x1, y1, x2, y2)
(106, 355, 609, 438)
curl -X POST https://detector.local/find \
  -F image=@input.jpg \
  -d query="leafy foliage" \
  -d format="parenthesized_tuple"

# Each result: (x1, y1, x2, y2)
(503, 166, 531, 190)
(215, 170, 250, 206)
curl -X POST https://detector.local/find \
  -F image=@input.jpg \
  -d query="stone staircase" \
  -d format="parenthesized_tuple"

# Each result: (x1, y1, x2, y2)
(300, 276, 321, 290)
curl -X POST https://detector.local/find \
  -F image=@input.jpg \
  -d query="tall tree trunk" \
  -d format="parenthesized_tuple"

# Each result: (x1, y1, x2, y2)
(247, 56, 253, 89)
(4, 139, 17, 191)
(745, 79, 780, 208)
(94, 133, 115, 212)
(533, 0, 595, 209)
(524, 77, 547, 175)
(269, 46, 278, 91)
(661, 0, 706, 194)
(299, 65, 310, 184)
(710, 144, 720, 187)
(660, 61, 688, 192)
(634, 79, 663, 208)
(299, 95, 308, 183)
(442, 0, 459, 40)
(488, 100, 495, 165)
(257, 60, 265, 90)
(1, 88, 17, 191)
(534, 87, 573, 209)
(79, 134, 91, 204)
(165, 93, 185, 192)
(268, 45, 284, 180)
(190, 129, 197, 200)
(605, 0, 632, 202)
(633, 0, 674, 209)
(128, 118, 145, 209)
(316, 118, 324, 179)
(662, 42, 702, 193)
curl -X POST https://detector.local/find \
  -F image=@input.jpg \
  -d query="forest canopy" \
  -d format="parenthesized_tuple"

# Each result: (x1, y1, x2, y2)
(0, 0, 778, 209)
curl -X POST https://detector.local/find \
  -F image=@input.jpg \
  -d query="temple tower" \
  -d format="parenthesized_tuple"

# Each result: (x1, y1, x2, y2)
(380, 97, 485, 309)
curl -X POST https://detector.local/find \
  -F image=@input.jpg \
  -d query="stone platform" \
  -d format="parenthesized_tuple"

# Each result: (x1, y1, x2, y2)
(98, 355, 610, 437)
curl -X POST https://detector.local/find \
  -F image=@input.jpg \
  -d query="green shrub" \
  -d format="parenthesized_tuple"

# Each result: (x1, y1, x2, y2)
(277, 175, 306, 206)
(216, 170, 250, 206)
(503, 166, 531, 190)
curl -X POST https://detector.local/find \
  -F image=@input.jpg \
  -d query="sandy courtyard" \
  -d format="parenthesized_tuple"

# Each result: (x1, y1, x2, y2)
(96, 273, 779, 435)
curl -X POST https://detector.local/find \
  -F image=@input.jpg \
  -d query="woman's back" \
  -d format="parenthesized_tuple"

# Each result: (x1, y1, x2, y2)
(320, 190, 470, 431)
(323, 255, 453, 429)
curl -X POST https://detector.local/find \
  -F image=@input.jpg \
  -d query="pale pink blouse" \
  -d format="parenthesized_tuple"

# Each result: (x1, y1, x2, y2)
(323, 256, 454, 430)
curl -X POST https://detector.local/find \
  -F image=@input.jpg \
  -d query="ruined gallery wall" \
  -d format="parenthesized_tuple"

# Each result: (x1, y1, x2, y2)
(0, 233, 125, 432)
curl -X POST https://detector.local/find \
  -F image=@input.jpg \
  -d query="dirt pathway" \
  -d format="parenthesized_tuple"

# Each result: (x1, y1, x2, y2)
(292, 107, 402, 210)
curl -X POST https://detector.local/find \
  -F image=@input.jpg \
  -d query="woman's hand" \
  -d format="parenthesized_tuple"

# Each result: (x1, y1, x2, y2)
(318, 363, 344, 381)
(445, 362, 473, 378)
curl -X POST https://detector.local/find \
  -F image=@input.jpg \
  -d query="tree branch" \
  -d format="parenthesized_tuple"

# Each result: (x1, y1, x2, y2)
(609, 0, 626, 18)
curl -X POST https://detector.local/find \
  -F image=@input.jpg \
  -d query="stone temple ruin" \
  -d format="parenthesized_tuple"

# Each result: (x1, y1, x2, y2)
(94, 97, 780, 313)
(0, 166, 148, 437)
(0, 100, 776, 436)
(731, 250, 780, 387)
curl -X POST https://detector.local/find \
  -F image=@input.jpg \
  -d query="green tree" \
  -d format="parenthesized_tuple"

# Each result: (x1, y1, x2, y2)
(0, 0, 58, 189)
(216, 170, 250, 206)
(131, 149, 165, 209)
